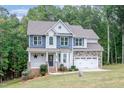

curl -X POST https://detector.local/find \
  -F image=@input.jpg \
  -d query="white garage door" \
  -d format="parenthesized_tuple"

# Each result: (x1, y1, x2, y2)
(74, 57, 98, 69)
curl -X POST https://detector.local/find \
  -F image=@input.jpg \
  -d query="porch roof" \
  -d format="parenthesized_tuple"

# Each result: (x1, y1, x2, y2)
(73, 43, 104, 51)
(27, 48, 72, 52)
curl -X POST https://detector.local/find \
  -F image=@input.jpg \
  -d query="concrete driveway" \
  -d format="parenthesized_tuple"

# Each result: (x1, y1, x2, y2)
(49, 69, 110, 75)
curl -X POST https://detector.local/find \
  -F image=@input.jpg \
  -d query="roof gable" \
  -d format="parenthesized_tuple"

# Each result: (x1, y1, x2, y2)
(45, 19, 73, 35)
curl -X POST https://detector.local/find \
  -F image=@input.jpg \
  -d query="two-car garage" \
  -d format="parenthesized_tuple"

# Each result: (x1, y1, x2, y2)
(74, 56, 99, 69)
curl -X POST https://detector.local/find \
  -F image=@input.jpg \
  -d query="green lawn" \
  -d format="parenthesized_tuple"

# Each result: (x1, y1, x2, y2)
(1, 64, 124, 88)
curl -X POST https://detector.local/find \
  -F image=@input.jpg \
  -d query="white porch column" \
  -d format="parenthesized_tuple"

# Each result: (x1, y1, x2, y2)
(28, 52, 31, 62)
(72, 37, 74, 66)
(55, 52, 58, 72)
(46, 52, 49, 73)
(68, 52, 70, 68)
(72, 51, 74, 66)
(61, 53, 63, 64)
(28, 52, 31, 70)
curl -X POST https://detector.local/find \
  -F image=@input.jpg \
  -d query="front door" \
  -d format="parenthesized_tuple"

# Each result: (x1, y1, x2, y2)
(48, 55, 53, 66)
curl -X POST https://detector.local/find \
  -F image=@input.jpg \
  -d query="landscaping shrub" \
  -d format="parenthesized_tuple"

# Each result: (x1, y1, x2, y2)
(71, 65, 76, 70)
(63, 66, 68, 71)
(59, 64, 68, 72)
(59, 64, 64, 71)
(21, 70, 30, 80)
(69, 65, 79, 71)
(68, 68, 72, 71)
(40, 64, 48, 76)
(28, 74, 35, 79)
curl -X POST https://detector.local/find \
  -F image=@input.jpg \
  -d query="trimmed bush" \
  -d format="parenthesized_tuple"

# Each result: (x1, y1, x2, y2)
(59, 64, 64, 71)
(69, 65, 79, 71)
(21, 70, 30, 80)
(40, 64, 48, 76)
(59, 64, 68, 72)
(71, 65, 76, 70)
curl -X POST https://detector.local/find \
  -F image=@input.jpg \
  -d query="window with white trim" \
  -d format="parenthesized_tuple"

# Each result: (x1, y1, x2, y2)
(33, 36, 42, 45)
(63, 53, 67, 63)
(75, 38, 84, 46)
(49, 37, 53, 45)
(58, 53, 61, 62)
(61, 37, 68, 46)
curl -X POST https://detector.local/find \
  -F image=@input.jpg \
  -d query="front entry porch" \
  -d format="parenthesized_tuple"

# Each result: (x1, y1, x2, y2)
(46, 52, 58, 73)
(28, 48, 73, 74)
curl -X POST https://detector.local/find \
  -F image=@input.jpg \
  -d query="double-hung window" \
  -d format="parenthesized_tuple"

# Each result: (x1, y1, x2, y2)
(75, 38, 84, 46)
(33, 36, 42, 45)
(49, 37, 53, 45)
(58, 53, 61, 62)
(61, 37, 68, 46)
(63, 53, 67, 63)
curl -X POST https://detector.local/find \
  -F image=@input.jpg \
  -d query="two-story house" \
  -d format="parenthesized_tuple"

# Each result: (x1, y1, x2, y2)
(27, 19, 103, 74)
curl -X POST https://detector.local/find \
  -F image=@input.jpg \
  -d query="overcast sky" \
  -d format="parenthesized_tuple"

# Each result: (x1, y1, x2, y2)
(2, 5, 37, 20)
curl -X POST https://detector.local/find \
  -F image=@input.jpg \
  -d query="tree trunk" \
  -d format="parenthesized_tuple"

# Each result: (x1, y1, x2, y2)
(0, 76, 2, 83)
(107, 20, 110, 64)
(122, 23, 124, 64)
(113, 34, 118, 64)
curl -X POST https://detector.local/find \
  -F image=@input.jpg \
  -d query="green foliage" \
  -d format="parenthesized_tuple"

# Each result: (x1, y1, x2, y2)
(71, 65, 76, 70)
(21, 70, 30, 76)
(40, 64, 48, 76)
(0, 5, 123, 82)
(59, 64, 64, 71)
(59, 64, 68, 72)
(0, 6, 27, 82)
(70, 65, 78, 71)
(21, 70, 30, 80)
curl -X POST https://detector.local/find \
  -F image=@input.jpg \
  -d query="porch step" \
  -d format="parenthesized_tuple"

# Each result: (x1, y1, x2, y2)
(49, 67, 56, 73)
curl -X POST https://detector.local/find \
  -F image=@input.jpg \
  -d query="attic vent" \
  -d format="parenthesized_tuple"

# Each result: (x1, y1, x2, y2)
(58, 26, 61, 29)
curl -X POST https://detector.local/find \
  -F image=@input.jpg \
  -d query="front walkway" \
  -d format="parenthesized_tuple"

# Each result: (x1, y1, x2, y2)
(49, 69, 110, 75)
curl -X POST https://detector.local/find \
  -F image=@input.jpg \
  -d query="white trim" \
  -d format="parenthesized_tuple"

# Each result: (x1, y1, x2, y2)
(46, 33, 57, 48)
(46, 52, 48, 62)
(33, 36, 42, 46)
(74, 38, 84, 46)
(49, 36, 54, 45)
(60, 36, 69, 46)
(73, 38, 87, 48)
(45, 19, 73, 35)
(28, 52, 31, 62)
(58, 19, 73, 34)
(29, 36, 30, 47)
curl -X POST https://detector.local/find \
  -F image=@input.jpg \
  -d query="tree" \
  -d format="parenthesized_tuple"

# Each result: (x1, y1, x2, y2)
(113, 6, 124, 64)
